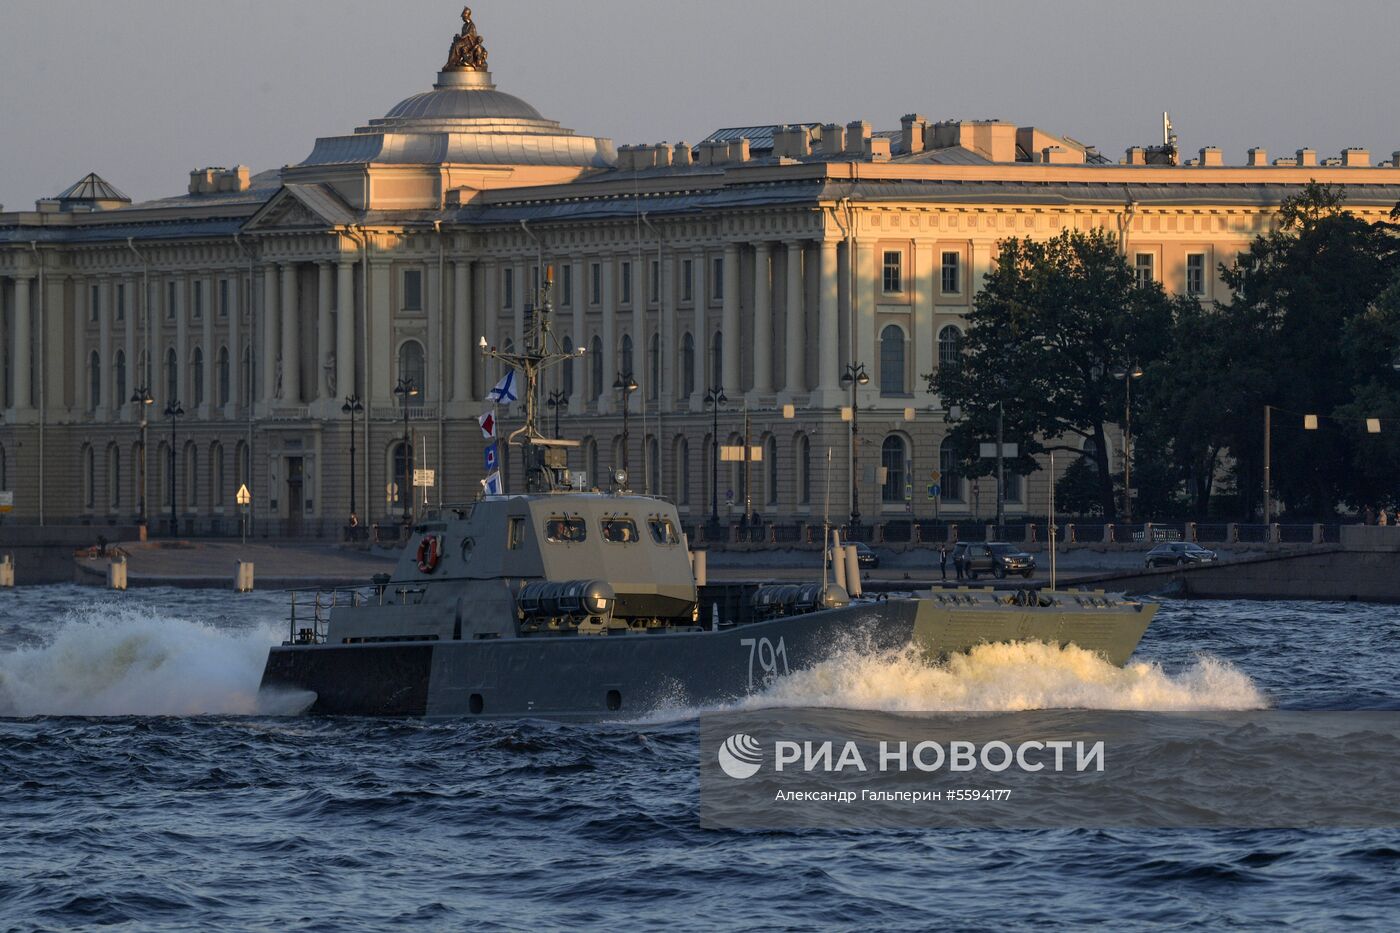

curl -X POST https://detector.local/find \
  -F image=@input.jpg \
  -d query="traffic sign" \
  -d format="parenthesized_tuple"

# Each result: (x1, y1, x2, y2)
(904, 483, 913, 501)
(927, 484, 940, 500)
(930, 470, 941, 482)
(235, 484, 251, 507)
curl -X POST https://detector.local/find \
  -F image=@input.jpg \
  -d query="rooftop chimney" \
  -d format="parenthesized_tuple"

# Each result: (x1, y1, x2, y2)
(1247, 147, 1268, 166)
(1198, 147, 1223, 166)
(901, 114, 928, 155)
(1296, 148, 1317, 166)
(1124, 146, 1146, 165)
(845, 121, 871, 156)
(672, 142, 692, 167)
(819, 124, 846, 157)
(1342, 147, 1370, 167)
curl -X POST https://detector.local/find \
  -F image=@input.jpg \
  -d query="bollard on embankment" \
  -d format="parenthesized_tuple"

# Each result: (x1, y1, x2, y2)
(235, 561, 255, 592)
(108, 557, 128, 591)
(0, 554, 14, 588)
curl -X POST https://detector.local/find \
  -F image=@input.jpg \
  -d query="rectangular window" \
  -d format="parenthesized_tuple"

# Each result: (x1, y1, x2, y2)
(507, 516, 525, 550)
(90, 285, 100, 322)
(167, 281, 177, 320)
(115, 284, 125, 322)
(590, 263, 602, 305)
(1186, 253, 1206, 296)
(682, 259, 693, 302)
(649, 260, 660, 303)
(502, 268, 513, 309)
(219, 279, 230, 318)
(561, 264, 573, 306)
(1135, 253, 1155, 289)
(712, 257, 724, 299)
(192, 280, 203, 320)
(403, 269, 423, 311)
(882, 250, 903, 294)
(941, 252, 961, 295)
(621, 262, 632, 305)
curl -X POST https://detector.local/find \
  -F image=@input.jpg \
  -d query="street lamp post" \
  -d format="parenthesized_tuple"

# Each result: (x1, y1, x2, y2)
(547, 390, 569, 439)
(164, 399, 183, 536)
(704, 386, 727, 529)
(1113, 363, 1145, 523)
(393, 377, 418, 527)
(613, 372, 638, 476)
(839, 362, 870, 531)
(130, 387, 153, 530)
(341, 394, 363, 529)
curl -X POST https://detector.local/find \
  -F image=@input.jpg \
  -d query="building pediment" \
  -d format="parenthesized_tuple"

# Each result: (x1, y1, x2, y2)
(243, 183, 357, 232)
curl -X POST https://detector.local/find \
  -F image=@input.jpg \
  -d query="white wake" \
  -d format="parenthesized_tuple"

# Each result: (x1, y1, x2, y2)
(0, 604, 283, 717)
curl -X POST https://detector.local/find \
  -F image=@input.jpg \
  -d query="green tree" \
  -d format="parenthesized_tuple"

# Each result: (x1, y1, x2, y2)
(927, 229, 1176, 519)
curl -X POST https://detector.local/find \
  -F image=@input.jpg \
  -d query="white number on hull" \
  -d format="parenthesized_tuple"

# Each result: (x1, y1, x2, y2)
(741, 636, 790, 690)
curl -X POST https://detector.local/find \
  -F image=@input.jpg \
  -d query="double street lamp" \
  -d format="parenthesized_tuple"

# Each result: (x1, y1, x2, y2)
(839, 362, 870, 530)
(547, 390, 569, 439)
(129, 387, 153, 530)
(613, 372, 638, 476)
(164, 399, 184, 536)
(341, 394, 363, 529)
(704, 386, 727, 528)
(393, 377, 418, 527)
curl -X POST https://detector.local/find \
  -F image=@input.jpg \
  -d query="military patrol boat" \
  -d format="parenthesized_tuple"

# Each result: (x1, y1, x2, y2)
(259, 273, 1156, 719)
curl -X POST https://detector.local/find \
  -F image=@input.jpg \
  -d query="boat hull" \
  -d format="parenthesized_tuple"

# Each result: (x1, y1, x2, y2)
(259, 596, 1156, 719)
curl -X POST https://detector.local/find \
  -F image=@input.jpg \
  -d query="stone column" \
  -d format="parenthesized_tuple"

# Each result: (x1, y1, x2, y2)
(124, 275, 137, 409)
(426, 259, 441, 402)
(174, 273, 187, 406)
(854, 242, 876, 390)
(816, 240, 840, 398)
(452, 259, 472, 401)
(227, 272, 242, 412)
(74, 279, 88, 412)
(513, 260, 526, 353)
(659, 252, 675, 407)
(99, 278, 114, 412)
(912, 242, 935, 403)
(630, 259, 644, 413)
(317, 262, 333, 402)
(690, 249, 706, 411)
(784, 240, 805, 395)
(337, 258, 356, 401)
(261, 265, 278, 402)
(280, 262, 300, 403)
(569, 259, 585, 401)
(599, 256, 615, 414)
(202, 274, 216, 410)
(751, 241, 773, 397)
(721, 243, 740, 393)
(11, 275, 29, 411)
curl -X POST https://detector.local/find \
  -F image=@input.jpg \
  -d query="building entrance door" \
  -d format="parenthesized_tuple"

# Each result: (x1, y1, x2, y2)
(286, 457, 304, 537)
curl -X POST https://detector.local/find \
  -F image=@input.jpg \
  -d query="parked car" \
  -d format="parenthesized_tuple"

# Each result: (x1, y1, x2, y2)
(953, 541, 1036, 580)
(1145, 542, 1218, 569)
(827, 541, 880, 569)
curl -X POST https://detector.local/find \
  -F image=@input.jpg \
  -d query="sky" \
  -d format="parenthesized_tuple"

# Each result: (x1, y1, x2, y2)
(1, 0, 1397, 208)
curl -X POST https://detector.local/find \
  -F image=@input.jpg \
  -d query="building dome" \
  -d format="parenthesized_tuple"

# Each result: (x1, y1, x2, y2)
(382, 73, 544, 125)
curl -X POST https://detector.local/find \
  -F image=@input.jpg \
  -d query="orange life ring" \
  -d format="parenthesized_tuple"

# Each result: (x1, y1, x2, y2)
(416, 533, 442, 574)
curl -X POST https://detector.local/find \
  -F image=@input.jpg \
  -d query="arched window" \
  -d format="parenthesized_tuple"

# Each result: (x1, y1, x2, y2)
(1081, 437, 1100, 468)
(89, 351, 101, 411)
(114, 350, 126, 408)
(681, 333, 695, 399)
(218, 347, 230, 407)
(192, 347, 205, 407)
(648, 332, 660, 400)
(561, 336, 574, 398)
(82, 445, 95, 509)
(185, 442, 199, 510)
(764, 435, 779, 506)
(107, 444, 120, 511)
(711, 331, 724, 389)
(235, 440, 249, 488)
(620, 334, 634, 377)
(938, 325, 963, 370)
(212, 442, 226, 506)
(796, 433, 811, 505)
(584, 437, 599, 487)
(675, 436, 690, 505)
(160, 441, 173, 509)
(647, 436, 660, 495)
(590, 336, 603, 400)
(391, 441, 413, 507)
(398, 340, 425, 395)
(1003, 471, 1023, 504)
(241, 347, 252, 407)
(881, 435, 908, 503)
(940, 437, 964, 503)
(702, 433, 714, 511)
(137, 350, 149, 394)
(130, 442, 142, 513)
(165, 348, 178, 405)
(879, 325, 907, 396)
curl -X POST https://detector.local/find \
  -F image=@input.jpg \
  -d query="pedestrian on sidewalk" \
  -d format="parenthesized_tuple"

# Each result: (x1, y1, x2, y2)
(938, 545, 948, 581)
(954, 547, 965, 582)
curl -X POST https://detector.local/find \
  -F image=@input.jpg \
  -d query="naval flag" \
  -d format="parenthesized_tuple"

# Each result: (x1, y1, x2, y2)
(484, 442, 499, 472)
(478, 410, 496, 439)
(481, 471, 503, 496)
(487, 370, 519, 404)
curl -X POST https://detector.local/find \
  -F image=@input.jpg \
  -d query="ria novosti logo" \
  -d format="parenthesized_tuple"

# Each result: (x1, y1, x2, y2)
(717, 733, 763, 779)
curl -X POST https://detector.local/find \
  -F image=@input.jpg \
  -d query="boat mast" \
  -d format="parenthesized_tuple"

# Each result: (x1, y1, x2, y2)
(481, 267, 584, 493)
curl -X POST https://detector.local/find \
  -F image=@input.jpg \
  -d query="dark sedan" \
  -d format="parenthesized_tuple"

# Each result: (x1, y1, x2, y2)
(1145, 542, 1219, 569)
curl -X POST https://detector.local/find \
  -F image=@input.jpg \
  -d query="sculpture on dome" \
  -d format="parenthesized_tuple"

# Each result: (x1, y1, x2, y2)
(444, 7, 489, 72)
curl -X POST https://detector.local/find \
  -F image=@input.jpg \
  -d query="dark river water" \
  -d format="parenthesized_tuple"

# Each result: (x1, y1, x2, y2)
(1, 586, 1397, 930)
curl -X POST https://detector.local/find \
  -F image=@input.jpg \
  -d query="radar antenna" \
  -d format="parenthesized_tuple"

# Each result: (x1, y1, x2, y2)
(481, 267, 585, 493)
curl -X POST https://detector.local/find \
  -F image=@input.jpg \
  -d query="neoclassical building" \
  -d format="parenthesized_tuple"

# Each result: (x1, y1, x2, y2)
(2, 8, 1399, 537)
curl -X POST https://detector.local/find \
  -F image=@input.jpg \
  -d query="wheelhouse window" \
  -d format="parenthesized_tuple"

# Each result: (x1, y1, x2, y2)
(601, 517, 639, 543)
(647, 517, 680, 545)
(545, 516, 587, 543)
(507, 516, 526, 550)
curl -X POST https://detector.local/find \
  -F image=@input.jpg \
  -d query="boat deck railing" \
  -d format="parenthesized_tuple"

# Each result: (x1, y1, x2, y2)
(286, 586, 380, 644)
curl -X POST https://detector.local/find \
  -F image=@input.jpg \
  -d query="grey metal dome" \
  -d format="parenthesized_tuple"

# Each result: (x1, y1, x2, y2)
(385, 87, 543, 123)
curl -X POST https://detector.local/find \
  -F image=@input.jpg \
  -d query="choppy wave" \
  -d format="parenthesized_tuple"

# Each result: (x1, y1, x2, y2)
(0, 605, 281, 717)
(740, 640, 1268, 713)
